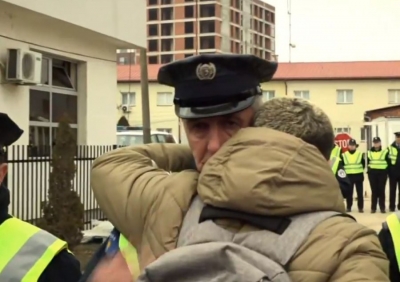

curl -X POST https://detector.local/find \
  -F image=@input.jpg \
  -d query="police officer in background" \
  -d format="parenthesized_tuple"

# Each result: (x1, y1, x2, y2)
(389, 132, 400, 212)
(330, 150, 351, 199)
(342, 139, 365, 212)
(368, 137, 390, 213)
(379, 211, 400, 281)
(0, 113, 81, 281)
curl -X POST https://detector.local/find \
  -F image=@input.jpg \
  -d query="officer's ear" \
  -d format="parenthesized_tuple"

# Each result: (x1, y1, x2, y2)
(0, 163, 7, 184)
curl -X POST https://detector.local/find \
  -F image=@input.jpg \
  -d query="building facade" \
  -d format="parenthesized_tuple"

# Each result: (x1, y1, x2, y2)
(117, 0, 275, 65)
(117, 61, 400, 148)
(0, 0, 146, 147)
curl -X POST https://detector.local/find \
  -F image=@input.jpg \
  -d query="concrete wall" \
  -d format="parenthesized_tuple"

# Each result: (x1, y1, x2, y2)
(1, 0, 146, 48)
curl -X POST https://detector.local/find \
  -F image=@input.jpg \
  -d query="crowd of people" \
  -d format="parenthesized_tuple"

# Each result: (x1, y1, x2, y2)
(1, 54, 400, 281)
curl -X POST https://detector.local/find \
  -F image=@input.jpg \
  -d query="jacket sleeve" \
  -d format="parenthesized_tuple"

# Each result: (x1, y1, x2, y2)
(91, 144, 197, 244)
(361, 153, 366, 169)
(329, 223, 390, 282)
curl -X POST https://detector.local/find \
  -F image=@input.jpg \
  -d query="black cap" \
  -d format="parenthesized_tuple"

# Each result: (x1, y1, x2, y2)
(0, 113, 23, 155)
(157, 54, 278, 119)
(373, 137, 381, 143)
(395, 132, 400, 137)
(348, 139, 357, 146)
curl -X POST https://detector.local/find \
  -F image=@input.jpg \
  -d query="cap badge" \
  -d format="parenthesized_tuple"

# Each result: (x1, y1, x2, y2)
(196, 63, 216, 80)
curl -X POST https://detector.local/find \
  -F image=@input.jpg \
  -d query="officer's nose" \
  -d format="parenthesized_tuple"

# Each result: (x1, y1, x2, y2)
(206, 127, 224, 156)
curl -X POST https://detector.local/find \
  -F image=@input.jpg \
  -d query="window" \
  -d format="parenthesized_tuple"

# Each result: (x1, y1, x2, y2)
(262, 91, 275, 101)
(148, 24, 158, 36)
(360, 127, 366, 141)
(148, 9, 158, 21)
(157, 92, 173, 106)
(334, 127, 351, 134)
(29, 56, 78, 157)
(185, 22, 194, 33)
(148, 40, 158, 52)
(200, 36, 215, 49)
(148, 0, 158, 5)
(336, 90, 353, 104)
(148, 56, 158, 64)
(294, 90, 310, 100)
(185, 37, 194, 49)
(185, 6, 194, 18)
(121, 92, 136, 106)
(388, 90, 400, 104)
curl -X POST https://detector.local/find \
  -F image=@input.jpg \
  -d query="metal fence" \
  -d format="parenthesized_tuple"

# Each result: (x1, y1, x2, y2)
(4, 145, 117, 229)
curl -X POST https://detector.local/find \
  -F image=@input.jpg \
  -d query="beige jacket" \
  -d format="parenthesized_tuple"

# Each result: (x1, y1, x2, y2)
(91, 128, 389, 281)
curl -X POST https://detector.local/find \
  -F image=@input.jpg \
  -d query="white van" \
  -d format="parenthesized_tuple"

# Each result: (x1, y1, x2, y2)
(116, 130, 177, 146)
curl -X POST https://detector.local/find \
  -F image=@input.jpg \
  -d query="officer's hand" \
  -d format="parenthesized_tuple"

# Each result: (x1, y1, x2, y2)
(89, 251, 133, 282)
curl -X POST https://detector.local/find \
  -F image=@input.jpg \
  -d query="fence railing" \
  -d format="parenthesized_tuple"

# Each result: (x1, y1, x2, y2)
(4, 145, 118, 229)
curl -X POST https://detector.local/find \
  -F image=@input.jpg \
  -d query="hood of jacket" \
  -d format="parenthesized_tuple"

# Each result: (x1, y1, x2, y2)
(197, 128, 345, 216)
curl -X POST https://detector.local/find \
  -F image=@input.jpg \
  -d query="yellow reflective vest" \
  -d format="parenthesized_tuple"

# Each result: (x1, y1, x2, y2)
(330, 145, 341, 160)
(388, 146, 399, 165)
(0, 217, 67, 281)
(118, 234, 140, 279)
(386, 213, 400, 270)
(342, 150, 364, 174)
(330, 156, 340, 174)
(368, 149, 388, 170)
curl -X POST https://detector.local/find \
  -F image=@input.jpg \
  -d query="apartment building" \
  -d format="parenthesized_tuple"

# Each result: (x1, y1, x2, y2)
(117, 0, 276, 65)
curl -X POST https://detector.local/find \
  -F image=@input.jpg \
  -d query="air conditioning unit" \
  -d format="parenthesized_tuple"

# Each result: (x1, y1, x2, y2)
(121, 104, 131, 113)
(6, 48, 42, 85)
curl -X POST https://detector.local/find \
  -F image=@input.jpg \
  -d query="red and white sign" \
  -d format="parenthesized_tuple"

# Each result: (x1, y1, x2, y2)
(334, 133, 352, 152)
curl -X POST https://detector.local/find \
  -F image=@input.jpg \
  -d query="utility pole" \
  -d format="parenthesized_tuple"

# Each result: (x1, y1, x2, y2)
(140, 48, 151, 143)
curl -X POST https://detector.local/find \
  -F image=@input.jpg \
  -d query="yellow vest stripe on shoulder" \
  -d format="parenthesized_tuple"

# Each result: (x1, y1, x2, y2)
(330, 156, 340, 174)
(386, 213, 400, 271)
(119, 234, 140, 279)
(0, 218, 67, 282)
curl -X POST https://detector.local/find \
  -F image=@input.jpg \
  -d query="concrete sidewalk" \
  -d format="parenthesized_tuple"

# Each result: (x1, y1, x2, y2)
(348, 198, 387, 232)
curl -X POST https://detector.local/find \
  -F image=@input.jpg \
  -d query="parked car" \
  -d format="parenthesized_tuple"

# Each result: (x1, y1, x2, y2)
(116, 130, 177, 146)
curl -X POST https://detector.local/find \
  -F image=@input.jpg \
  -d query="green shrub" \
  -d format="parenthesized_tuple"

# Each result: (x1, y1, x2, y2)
(38, 116, 84, 250)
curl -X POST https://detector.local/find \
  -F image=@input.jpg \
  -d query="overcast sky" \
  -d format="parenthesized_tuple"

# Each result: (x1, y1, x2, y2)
(264, 0, 400, 62)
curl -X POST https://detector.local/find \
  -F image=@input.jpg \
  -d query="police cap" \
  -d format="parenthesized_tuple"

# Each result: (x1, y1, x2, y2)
(395, 132, 400, 137)
(372, 137, 381, 143)
(157, 54, 278, 119)
(348, 139, 357, 146)
(0, 113, 23, 155)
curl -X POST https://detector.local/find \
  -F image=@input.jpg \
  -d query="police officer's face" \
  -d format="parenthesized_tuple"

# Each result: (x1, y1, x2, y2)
(348, 145, 356, 151)
(0, 163, 7, 184)
(396, 136, 400, 144)
(183, 107, 254, 171)
(373, 142, 381, 148)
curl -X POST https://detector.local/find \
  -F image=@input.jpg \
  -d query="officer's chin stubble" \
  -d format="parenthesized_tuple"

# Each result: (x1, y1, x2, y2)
(0, 163, 7, 184)
(183, 107, 255, 171)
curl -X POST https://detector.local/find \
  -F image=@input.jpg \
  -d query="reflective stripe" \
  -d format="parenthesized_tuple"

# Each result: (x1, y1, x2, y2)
(389, 146, 398, 165)
(119, 234, 140, 279)
(330, 156, 340, 174)
(386, 213, 400, 271)
(330, 146, 341, 160)
(0, 218, 67, 281)
(343, 151, 364, 174)
(368, 150, 388, 169)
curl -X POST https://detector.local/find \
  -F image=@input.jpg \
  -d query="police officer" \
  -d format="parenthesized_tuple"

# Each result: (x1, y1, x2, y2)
(389, 132, 400, 212)
(342, 139, 365, 212)
(379, 212, 400, 281)
(367, 137, 390, 213)
(330, 153, 351, 199)
(0, 113, 81, 281)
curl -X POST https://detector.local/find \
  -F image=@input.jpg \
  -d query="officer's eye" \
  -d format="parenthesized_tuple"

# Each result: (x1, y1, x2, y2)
(191, 122, 208, 131)
(224, 120, 240, 129)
